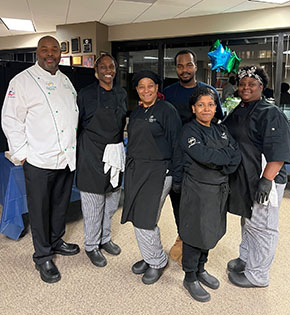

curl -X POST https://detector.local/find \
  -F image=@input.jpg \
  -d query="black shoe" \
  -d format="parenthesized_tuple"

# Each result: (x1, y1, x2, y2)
(132, 260, 149, 274)
(228, 271, 268, 288)
(197, 270, 220, 290)
(142, 265, 167, 285)
(86, 249, 107, 267)
(100, 240, 121, 255)
(227, 258, 246, 273)
(35, 260, 61, 283)
(183, 279, 210, 302)
(53, 241, 80, 256)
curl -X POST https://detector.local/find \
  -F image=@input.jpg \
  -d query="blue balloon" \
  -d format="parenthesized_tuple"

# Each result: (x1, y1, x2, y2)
(208, 43, 232, 72)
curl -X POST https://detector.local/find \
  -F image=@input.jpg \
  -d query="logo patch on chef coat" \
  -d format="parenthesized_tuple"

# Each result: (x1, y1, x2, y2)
(8, 88, 15, 98)
(221, 132, 228, 140)
(148, 115, 157, 123)
(46, 81, 56, 91)
(188, 136, 200, 148)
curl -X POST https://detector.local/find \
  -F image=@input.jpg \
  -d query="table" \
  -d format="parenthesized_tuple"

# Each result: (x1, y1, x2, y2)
(0, 152, 80, 240)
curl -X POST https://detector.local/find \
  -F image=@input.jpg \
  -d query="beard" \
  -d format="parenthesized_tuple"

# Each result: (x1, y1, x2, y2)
(179, 77, 193, 84)
(178, 72, 194, 84)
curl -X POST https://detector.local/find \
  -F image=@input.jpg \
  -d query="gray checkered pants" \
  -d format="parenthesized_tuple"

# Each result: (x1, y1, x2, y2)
(80, 189, 121, 251)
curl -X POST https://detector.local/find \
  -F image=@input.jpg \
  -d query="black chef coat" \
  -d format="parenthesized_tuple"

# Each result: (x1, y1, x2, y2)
(76, 81, 127, 194)
(179, 119, 241, 249)
(223, 97, 290, 218)
(121, 99, 182, 229)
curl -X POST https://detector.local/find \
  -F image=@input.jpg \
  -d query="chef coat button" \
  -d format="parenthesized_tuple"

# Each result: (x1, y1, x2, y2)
(56, 110, 58, 113)
(75, 127, 77, 131)
(72, 146, 74, 149)
(75, 109, 77, 112)
(48, 92, 51, 95)
(64, 148, 67, 151)
(61, 130, 64, 133)
(37, 77, 40, 80)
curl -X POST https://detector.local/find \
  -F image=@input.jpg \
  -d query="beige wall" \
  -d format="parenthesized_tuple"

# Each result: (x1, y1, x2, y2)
(0, 32, 56, 50)
(0, 21, 110, 57)
(1, 6, 290, 51)
(108, 6, 290, 41)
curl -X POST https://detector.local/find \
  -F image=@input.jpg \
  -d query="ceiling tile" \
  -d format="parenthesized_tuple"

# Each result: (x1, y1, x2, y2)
(100, 1, 151, 25)
(67, 0, 112, 24)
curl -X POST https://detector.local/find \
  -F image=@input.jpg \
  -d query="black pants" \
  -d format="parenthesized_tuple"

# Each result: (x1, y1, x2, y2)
(23, 162, 74, 264)
(182, 242, 209, 282)
(169, 189, 181, 234)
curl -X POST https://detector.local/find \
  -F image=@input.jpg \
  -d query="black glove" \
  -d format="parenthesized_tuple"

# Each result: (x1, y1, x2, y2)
(255, 176, 272, 204)
(172, 183, 181, 194)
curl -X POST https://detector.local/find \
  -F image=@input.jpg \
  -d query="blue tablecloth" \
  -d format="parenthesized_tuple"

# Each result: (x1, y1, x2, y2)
(0, 152, 27, 240)
(0, 152, 80, 240)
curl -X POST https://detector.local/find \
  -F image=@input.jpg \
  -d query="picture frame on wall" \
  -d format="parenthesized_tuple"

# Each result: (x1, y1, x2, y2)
(71, 37, 80, 53)
(82, 55, 95, 68)
(59, 56, 71, 66)
(83, 39, 92, 53)
(60, 41, 69, 54)
(72, 56, 82, 66)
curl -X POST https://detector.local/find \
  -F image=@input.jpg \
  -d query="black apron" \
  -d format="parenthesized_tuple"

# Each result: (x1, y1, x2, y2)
(76, 87, 124, 194)
(121, 117, 168, 230)
(179, 127, 229, 250)
(224, 101, 261, 218)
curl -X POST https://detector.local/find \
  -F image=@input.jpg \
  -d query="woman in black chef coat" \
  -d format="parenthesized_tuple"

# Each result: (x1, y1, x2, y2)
(76, 53, 127, 268)
(121, 70, 182, 285)
(223, 66, 290, 289)
(179, 87, 241, 302)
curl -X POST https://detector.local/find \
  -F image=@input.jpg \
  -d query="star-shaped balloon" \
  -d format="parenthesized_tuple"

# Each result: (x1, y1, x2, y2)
(210, 39, 221, 52)
(208, 43, 232, 72)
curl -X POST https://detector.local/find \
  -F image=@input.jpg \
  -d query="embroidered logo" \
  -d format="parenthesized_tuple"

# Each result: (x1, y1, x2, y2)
(188, 136, 200, 148)
(8, 88, 15, 98)
(148, 115, 157, 123)
(46, 81, 56, 91)
(221, 132, 228, 140)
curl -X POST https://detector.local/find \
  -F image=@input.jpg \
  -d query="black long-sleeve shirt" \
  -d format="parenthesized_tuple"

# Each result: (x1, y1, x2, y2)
(129, 99, 183, 183)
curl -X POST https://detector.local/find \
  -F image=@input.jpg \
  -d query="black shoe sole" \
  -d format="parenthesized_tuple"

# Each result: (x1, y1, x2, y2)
(35, 264, 61, 283)
(183, 280, 211, 302)
(89, 259, 107, 268)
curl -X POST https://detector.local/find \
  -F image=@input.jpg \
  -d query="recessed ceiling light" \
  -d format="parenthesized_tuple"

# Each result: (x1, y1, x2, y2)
(249, 0, 290, 4)
(1, 17, 35, 32)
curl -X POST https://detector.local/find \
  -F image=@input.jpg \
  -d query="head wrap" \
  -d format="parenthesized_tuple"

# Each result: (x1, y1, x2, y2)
(132, 70, 161, 88)
(237, 66, 263, 85)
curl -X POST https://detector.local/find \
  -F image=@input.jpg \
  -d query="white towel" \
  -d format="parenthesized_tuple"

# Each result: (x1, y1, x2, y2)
(102, 142, 125, 188)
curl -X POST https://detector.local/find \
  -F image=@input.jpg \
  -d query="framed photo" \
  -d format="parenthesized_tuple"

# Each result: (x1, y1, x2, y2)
(59, 56, 71, 66)
(82, 55, 95, 68)
(60, 41, 69, 54)
(72, 56, 82, 66)
(71, 37, 80, 53)
(83, 38, 92, 53)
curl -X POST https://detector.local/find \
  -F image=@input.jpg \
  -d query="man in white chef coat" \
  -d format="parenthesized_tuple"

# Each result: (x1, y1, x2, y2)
(1, 36, 80, 283)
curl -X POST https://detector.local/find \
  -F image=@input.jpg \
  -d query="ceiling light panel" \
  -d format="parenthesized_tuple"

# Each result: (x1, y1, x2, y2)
(1, 17, 35, 32)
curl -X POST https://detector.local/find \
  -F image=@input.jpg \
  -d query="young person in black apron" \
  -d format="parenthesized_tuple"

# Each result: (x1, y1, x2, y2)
(223, 66, 290, 288)
(179, 87, 241, 302)
(163, 50, 224, 265)
(121, 70, 182, 285)
(76, 53, 127, 267)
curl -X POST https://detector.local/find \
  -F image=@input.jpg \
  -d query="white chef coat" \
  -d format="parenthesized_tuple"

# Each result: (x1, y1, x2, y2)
(1, 62, 78, 171)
